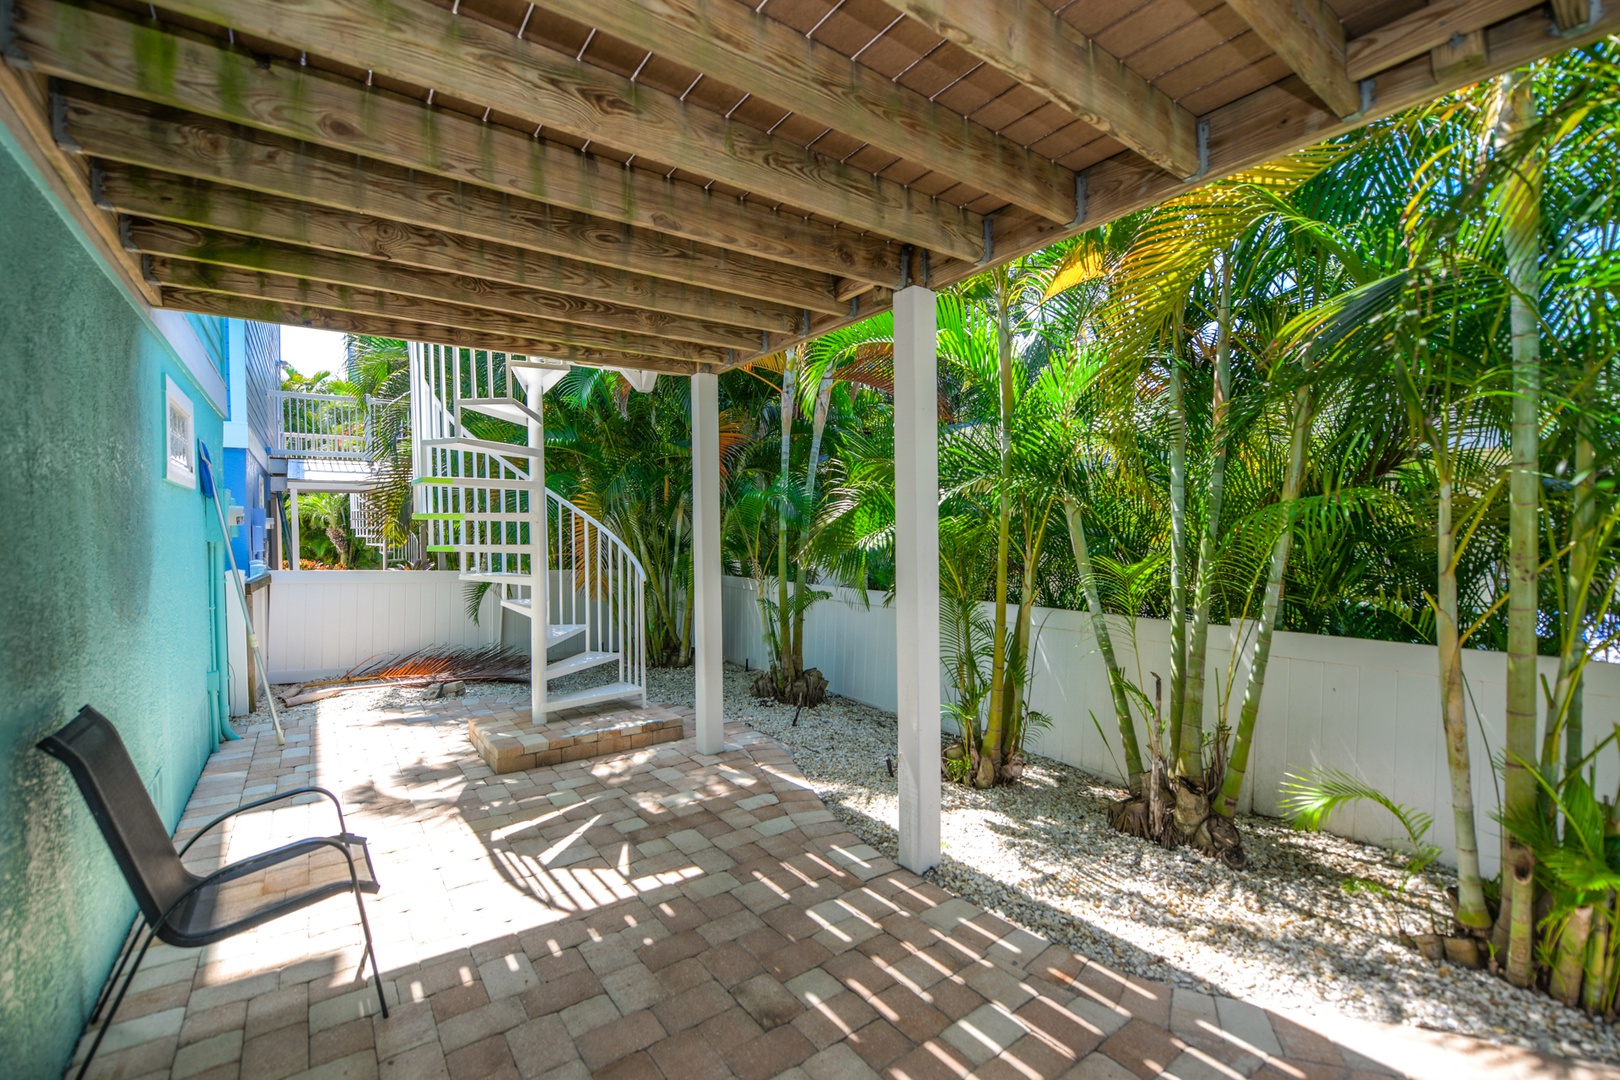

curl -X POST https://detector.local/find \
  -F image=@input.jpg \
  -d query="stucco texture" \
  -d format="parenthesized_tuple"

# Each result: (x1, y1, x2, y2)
(0, 136, 227, 1077)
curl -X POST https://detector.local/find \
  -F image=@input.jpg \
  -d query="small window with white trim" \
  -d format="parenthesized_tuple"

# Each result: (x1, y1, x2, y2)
(165, 376, 196, 488)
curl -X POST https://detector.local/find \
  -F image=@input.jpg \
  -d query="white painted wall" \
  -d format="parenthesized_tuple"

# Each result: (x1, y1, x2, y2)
(721, 575, 1620, 876)
(264, 570, 499, 683)
(225, 573, 271, 715)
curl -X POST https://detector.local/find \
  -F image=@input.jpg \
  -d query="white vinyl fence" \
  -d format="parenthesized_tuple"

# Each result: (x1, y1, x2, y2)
(263, 571, 499, 683)
(722, 575, 1620, 876)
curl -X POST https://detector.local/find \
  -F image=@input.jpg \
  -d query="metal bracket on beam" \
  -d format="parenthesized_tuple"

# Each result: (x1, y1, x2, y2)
(761, 329, 770, 353)
(118, 214, 138, 253)
(89, 162, 113, 210)
(1196, 120, 1210, 180)
(980, 215, 994, 265)
(0, 0, 29, 67)
(49, 81, 80, 153)
(898, 244, 913, 291)
(1071, 175, 1089, 228)
(139, 252, 160, 288)
(1360, 79, 1375, 116)
(802, 308, 811, 337)
(920, 249, 930, 287)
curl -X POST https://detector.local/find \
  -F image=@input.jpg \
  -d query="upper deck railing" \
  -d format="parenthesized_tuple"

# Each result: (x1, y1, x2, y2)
(271, 391, 368, 460)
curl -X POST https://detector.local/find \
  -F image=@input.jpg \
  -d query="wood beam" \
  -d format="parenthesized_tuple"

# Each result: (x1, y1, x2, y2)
(95, 166, 807, 336)
(7, 0, 901, 286)
(150, 257, 730, 364)
(930, 5, 1612, 292)
(0, 62, 156, 303)
(1345, 0, 1543, 79)
(125, 0, 988, 261)
(532, 0, 1075, 223)
(878, 0, 1199, 178)
(56, 89, 846, 316)
(1223, 0, 1362, 118)
(162, 286, 704, 375)
(127, 223, 764, 352)
(754, 4, 1614, 366)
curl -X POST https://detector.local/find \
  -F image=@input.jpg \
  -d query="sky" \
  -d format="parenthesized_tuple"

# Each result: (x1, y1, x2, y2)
(279, 326, 347, 377)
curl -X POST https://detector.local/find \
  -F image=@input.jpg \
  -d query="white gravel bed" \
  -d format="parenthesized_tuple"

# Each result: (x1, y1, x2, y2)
(636, 663, 1620, 1065)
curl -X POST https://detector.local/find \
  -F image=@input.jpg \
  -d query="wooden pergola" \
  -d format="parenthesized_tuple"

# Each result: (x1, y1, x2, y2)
(3, 0, 1610, 871)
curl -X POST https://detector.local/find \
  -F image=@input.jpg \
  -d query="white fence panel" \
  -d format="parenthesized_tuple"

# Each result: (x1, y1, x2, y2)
(719, 575, 1620, 875)
(264, 571, 499, 683)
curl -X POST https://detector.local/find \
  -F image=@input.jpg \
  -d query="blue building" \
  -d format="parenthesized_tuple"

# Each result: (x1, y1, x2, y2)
(0, 105, 278, 1079)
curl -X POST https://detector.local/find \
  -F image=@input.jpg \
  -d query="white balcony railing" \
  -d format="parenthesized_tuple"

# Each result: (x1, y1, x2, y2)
(272, 391, 368, 460)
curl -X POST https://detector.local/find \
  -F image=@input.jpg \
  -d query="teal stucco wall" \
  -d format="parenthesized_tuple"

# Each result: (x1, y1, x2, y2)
(0, 133, 230, 1076)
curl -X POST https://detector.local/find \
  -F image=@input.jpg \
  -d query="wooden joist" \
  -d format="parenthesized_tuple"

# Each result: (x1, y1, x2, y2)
(878, 0, 1200, 179)
(57, 89, 847, 316)
(127, 224, 766, 352)
(8, 0, 902, 286)
(135, 0, 990, 261)
(926, 4, 1615, 299)
(532, 0, 1076, 223)
(151, 257, 733, 364)
(1224, 0, 1362, 118)
(153, 260, 721, 368)
(95, 167, 809, 336)
(166, 285, 702, 374)
(1345, 0, 1546, 79)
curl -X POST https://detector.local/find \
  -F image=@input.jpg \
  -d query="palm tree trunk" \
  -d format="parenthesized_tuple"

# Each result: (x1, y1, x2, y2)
(791, 368, 836, 678)
(1549, 432, 1594, 771)
(776, 356, 797, 688)
(1495, 71, 1542, 986)
(1064, 496, 1144, 782)
(1437, 466, 1492, 932)
(1584, 893, 1612, 1014)
(1182, 258, 1233, 781)
(979, 274, 1015, 788)
(1166, 357, 1190, 768)
(1215, 386, 1312, 818)
(1551, 906, 1594, 1008)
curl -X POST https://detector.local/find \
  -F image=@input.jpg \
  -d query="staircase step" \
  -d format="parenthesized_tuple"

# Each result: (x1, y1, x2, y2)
(421, 436, 539, 459)
(459, 571, 532, 584)
(458, 397, 540, 426)
(544, 651, 620, 679)
(544, 681, 644, 713)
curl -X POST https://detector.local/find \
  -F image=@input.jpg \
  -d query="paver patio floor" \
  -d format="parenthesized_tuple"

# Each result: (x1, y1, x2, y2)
(67, 693, 1616, 1080)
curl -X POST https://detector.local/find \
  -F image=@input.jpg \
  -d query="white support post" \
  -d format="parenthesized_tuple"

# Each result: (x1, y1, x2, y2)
(893, 284, 941, 874)
(287, 488, 300, 572)
(692, 371, 724, 755)
(518, 370, 551, 724)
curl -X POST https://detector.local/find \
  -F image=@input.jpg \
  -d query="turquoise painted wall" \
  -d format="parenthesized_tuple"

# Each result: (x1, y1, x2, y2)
(0, 134, 229, 1076)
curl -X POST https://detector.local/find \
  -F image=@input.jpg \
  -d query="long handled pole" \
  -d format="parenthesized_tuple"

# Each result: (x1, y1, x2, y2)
(209, 492, 286, 746)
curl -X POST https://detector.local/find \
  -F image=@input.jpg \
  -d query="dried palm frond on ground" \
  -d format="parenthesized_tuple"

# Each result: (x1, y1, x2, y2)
(282, 645, 530, 705)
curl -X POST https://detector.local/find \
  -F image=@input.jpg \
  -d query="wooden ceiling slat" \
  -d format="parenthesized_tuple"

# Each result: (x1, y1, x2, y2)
(530, 0, 1078, 222)
(11, 0, 899, 287)
(941, 5, 1619, 295)
(1345, 0, 1543, 79)
(151, 258, 730, 363)
(1223, 0, 1362, 116)
(143, 0, 990, 260)
(162, 286, 704, 373)
(879, 0, 1201, 178)
(94, 167, 809, 335)
(56, 89, 848, 316)
(128, 224, 766, 351)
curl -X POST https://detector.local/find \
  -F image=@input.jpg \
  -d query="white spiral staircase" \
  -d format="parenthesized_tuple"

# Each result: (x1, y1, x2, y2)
(408, 343, 648, 719)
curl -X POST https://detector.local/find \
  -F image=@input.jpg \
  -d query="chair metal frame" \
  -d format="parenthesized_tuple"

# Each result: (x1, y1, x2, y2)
(38, 706, 389, 1080)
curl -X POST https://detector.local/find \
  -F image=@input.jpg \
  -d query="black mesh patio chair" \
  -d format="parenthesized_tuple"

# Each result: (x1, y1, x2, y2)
(38, 706, 388, 1080)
